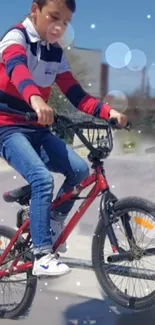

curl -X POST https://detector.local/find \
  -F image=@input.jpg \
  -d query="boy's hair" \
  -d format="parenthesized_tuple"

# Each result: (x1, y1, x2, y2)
(32, 0, 76, 13)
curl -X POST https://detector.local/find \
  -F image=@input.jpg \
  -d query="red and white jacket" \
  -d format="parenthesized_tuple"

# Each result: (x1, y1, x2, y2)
(0, 17, 111, 126)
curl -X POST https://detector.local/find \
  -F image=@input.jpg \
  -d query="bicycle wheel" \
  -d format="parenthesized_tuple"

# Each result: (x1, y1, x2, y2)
(0, 225, 37, 319)
(92, 196, 155, 311)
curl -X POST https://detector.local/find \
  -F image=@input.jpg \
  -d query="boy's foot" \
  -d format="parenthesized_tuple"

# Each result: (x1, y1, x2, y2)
(51, 219, 68, 253)
(32, 253, 70, 277)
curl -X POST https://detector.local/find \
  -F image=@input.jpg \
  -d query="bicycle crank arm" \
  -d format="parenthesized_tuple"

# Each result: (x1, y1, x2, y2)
(107, 247, 155, 263)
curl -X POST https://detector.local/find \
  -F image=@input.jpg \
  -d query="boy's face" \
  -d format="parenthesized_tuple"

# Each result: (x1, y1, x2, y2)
(31, 0, 73, 44)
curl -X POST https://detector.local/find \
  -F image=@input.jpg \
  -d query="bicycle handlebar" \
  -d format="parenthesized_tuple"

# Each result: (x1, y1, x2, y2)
(25, 111, 131, 160)
(25, 112, 131, 131)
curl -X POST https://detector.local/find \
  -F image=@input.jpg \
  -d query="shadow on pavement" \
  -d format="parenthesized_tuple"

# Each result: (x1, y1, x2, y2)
(64, 294, 155, 325)
(116, 307, 155, 325)
(65, 297, 116, 324)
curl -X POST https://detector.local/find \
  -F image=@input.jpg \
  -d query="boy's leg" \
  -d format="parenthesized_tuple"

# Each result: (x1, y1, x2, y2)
(1, 132, 70, 276)
(41, 133, 89, 212)
(41, 132, 89, 251)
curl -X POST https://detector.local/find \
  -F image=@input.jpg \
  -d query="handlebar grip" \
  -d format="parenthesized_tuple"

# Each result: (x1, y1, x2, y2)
(125, 121, 131, 130)
(25, 112, 38, 121)
(109, 118, 131, 130)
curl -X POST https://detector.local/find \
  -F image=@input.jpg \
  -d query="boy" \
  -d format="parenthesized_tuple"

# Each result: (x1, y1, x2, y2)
(0, 0, 128, 277)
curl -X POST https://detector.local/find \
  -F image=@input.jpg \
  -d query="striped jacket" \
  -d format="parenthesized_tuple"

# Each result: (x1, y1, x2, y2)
(0, 17, 111, 126)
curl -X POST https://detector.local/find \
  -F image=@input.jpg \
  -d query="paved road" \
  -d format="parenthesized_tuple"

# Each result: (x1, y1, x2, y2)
(2, 276, 155, 325)
(1, 157, 155, 324)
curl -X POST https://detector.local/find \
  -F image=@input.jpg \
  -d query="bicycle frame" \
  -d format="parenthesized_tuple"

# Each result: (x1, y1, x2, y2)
(0, 165, 109, 277)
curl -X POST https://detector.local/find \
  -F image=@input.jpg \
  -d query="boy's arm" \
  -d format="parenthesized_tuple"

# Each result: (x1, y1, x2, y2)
(0, 27, 42, 104)
(55, 53, 112, 120)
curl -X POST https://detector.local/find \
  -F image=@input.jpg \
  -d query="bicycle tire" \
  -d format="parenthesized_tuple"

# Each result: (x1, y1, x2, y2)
(0, 225, 37, 319)
(92, 196, 155, 311)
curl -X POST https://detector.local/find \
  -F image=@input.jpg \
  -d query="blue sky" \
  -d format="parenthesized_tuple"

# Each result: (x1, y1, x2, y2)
(0, 0, 155, 95)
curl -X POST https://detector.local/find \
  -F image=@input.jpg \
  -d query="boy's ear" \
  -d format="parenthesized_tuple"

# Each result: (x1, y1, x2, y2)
(31, 2, 39, 14)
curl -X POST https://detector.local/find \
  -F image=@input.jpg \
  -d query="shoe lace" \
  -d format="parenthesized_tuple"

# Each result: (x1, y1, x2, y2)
(46, 253, 58, 262)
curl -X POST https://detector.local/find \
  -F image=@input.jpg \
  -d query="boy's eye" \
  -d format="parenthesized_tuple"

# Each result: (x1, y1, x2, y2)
(48, 15, 70, 26)
(52, 16, 59, 20)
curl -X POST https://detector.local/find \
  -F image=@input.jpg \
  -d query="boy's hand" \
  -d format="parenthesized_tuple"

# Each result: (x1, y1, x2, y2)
(109, 109, 128, 128)
(30, 95, 54, 125)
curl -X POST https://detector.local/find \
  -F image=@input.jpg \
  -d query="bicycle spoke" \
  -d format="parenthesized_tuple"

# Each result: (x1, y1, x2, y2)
(103, 208, 155, 299)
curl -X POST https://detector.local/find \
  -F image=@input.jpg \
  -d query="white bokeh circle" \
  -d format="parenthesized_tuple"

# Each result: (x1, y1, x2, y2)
(105, 42, 131, 68)
(104, 90, 128, 113)
(125, 49, 147, 71)
(90, 24, 96, 29)
(58, 23, 75, 49)
(148, 62, 155, 89)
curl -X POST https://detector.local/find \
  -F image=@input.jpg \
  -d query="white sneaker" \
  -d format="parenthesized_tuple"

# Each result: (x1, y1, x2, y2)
(32, 253, 70, 277)
(51, 219, 68, 253)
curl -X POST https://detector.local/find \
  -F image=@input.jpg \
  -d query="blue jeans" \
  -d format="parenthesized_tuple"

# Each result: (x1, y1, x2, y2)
(0, 129, 89, 254)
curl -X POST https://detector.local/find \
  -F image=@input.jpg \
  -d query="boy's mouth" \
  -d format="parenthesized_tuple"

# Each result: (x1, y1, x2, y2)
(48, 32, 60, 38)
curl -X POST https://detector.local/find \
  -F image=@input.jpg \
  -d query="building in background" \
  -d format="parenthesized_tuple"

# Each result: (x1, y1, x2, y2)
(66, 47, 109, 99)
(100, 63, 109, 99)
(66, 46, 155, 113)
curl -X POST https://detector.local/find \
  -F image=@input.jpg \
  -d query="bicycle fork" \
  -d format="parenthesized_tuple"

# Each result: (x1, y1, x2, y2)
(100, 190, 136, 254)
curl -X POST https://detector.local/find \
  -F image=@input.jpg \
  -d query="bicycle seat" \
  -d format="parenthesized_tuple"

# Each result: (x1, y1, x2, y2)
(3, 185, 31, 204)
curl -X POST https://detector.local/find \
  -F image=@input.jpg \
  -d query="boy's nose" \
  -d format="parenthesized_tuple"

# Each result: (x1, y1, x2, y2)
(55, 24, 63, 32)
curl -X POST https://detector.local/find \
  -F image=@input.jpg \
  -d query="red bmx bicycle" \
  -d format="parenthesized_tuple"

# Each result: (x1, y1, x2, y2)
(1, 113, 155, 319)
